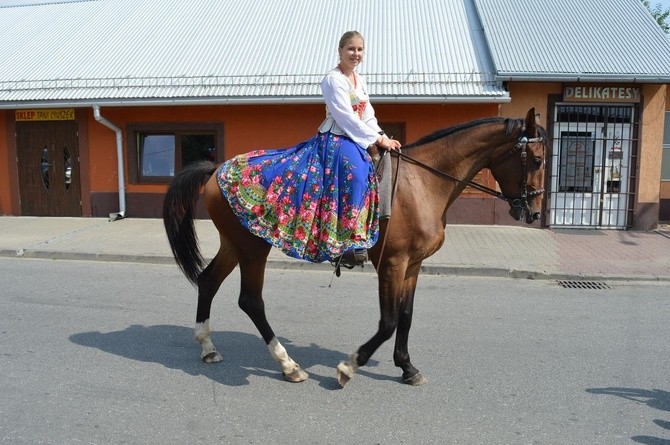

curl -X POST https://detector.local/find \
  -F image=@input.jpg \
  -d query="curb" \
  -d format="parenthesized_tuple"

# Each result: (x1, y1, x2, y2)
(2, 249, 669, 283)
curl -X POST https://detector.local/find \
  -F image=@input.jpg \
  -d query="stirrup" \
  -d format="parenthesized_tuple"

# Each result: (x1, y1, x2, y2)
(330, 248, 368, 277)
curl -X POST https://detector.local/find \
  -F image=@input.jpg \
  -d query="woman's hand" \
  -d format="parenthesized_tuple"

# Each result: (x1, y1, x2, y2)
(376, 135, 402, 152)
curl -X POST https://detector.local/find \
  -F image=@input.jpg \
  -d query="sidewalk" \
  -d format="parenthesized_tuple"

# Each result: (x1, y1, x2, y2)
(0, 216, 669, 282)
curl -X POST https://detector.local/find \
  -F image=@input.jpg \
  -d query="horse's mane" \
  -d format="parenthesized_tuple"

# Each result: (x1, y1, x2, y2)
(403, 117, 525, 149)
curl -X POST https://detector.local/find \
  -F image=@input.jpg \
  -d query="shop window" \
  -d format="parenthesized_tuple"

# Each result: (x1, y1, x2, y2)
(663, 112, 670, 181)
(558, 131, 595, 192)
(127, 123, 224, 184)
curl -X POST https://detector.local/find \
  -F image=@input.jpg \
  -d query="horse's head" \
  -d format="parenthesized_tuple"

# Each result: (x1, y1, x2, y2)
(489, 108, 547, 224)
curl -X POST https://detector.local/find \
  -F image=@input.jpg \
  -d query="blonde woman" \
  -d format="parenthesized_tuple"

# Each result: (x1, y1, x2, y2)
(217, 31, 400, 265)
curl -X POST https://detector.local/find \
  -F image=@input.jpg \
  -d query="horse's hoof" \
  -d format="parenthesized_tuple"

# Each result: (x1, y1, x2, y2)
(403, 372, 427, 386)
(336, 361, 355, 387)
(202, 351, 223, 363)
(283, 367, 309, 383)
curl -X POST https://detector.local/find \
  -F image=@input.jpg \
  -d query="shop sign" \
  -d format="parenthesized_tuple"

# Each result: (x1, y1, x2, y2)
(15, 109, 75, 121)
(563, 85, 641, 103)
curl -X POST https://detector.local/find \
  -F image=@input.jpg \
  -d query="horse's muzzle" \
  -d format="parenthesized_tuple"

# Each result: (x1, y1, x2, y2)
(509, 207, 540, 224)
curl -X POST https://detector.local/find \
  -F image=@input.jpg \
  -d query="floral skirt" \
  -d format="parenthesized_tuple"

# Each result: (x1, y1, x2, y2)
(217, 132, 379, 263)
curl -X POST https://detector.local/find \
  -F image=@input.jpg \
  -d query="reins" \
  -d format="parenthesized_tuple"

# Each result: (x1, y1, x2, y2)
(374, 135, 545, 268)
(390, 135, 545, 204)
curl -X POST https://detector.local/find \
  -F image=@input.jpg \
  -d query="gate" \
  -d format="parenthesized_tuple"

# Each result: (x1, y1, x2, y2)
(548, 105, 638, 228)
(16, 120, 82, 216)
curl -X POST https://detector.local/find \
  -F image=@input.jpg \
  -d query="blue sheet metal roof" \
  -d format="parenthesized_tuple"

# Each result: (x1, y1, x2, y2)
(0, 0, 505, 106)
(0, 0, 669, 108)
(473, 0, 670, 82)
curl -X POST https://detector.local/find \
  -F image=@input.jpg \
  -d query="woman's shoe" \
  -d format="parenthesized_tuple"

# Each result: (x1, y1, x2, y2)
(330, 248, 368, 276)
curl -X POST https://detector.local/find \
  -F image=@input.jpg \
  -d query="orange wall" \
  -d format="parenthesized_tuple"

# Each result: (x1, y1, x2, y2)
(378, 103, 498, 143)
(84, 102, 496, 195)
(84, 104, 324, 194)
(0, 101, 499, 216)
(500, 82, 563, 128)
(638, 84, 665, 204)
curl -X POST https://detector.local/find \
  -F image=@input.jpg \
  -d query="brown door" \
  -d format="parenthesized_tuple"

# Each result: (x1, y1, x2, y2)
(16, 120, 82, 216)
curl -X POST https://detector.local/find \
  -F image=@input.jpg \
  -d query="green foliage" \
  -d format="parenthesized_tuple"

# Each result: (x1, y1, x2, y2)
(643, 0, 670, 33)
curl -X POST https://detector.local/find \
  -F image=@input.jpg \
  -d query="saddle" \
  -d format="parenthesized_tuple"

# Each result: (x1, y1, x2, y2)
(374, 148, 392, 220)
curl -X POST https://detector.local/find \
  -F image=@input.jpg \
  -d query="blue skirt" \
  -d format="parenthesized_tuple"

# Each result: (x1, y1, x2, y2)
(217, 132, 379, 263)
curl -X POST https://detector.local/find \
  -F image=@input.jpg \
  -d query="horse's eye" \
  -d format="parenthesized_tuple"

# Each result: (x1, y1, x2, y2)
(533, 157, 543, 168)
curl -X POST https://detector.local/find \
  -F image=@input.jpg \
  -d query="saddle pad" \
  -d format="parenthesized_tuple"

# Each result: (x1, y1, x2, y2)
(376, 152, 392, 219)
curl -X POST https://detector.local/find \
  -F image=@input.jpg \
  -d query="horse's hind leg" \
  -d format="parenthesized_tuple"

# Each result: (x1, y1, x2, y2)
(237, 256, 309, 383)
(194, 237, 238, 363)
(202, 175, 307, 382)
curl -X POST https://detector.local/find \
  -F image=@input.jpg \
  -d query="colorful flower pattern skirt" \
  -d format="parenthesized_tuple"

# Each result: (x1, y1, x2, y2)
(217, 132, 379, 263)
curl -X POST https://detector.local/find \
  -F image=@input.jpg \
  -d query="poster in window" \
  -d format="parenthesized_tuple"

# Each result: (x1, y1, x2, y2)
(559, 133, 594, 192)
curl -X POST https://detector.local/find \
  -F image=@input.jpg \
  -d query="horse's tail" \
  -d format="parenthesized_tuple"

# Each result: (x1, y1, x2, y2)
(162, 160, 218, 285)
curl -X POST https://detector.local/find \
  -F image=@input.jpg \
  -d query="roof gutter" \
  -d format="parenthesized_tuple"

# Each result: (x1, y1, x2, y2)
(0, 94, 510, 109)
(496, 74, 670, 84)
(92, 105, 125, 221)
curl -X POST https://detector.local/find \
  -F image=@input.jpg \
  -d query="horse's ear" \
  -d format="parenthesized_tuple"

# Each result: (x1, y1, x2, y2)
(525, 108, 538, 137)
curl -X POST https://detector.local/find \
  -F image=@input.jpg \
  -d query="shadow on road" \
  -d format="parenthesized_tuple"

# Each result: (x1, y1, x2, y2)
(70, 324, 380, 389)
(586, 387, 670, 444)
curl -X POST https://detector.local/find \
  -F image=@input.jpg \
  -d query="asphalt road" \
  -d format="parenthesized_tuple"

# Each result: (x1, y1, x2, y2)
(1, 258, 669, 444)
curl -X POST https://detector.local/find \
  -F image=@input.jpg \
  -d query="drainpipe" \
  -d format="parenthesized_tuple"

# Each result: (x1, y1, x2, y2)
(92, 105, 126, 220)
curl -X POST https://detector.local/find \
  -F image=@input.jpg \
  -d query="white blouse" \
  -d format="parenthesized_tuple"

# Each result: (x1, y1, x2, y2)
(318, 67, 384, 148)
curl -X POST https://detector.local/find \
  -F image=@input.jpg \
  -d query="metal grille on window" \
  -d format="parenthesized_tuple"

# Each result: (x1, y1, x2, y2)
(549, 105, 637, 228)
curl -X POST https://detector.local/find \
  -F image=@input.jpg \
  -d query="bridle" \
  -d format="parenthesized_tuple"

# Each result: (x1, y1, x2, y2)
(489, 133, 546, 213)
(388, 132, 546, 213)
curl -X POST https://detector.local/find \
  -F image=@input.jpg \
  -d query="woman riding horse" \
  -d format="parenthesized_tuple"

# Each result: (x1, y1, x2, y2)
(163, 106, 547, 387)
(218, 30, 400, 268)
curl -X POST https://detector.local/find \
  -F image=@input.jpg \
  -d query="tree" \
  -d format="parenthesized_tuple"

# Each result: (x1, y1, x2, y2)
(642, 0, 670, 33)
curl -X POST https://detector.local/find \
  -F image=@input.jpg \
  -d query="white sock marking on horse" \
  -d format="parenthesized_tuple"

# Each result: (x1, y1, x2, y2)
(195, 320, 217, 359)
(345, 352, 359, 373)
(268, 337, 299, 374)
(336, 352, 359, 384)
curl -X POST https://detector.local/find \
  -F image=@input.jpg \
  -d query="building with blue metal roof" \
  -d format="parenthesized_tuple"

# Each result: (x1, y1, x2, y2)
(1, 0, 669, 228)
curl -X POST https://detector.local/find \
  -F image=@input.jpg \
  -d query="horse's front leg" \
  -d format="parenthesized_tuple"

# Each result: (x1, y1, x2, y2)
(393, 267, 427, 386)
(337, 265, 406, 387)
(238, 258, 309, 383)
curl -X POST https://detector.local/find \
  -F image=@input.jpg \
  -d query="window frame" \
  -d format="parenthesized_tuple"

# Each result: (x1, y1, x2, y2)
(127, 122, 224, 184)
(663, 112, 670, 182)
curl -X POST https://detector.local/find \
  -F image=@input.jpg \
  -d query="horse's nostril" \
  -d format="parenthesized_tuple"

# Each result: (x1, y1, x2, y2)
(532, 212, 540, 221)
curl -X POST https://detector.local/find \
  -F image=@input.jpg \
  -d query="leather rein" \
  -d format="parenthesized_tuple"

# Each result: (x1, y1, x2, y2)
(387, 133, 545, 209)
(373, 134, 545, 266)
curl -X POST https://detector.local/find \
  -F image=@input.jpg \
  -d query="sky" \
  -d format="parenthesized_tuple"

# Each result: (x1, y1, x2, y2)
(651, 0, 670, 12)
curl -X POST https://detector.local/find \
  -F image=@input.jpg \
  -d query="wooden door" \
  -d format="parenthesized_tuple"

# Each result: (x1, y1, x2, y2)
(16, 120, 82, 216)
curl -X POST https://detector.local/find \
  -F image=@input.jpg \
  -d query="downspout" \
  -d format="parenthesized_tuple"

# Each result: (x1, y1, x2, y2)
(92, 105, 126, 220)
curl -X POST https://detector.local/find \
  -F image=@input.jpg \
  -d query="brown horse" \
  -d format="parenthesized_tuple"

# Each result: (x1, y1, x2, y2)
(163, 108, 547, 387)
